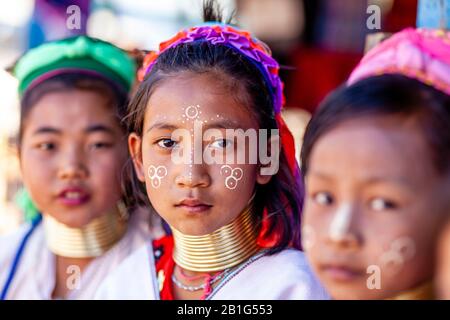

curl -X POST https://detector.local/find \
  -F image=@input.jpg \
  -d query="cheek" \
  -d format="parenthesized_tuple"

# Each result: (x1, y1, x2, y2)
(146, 164, 169, 189)
(216, 164, 256, 192)
(364, 224, 419, 280)
(20, 150, 55, 189)
(88, 149, 127, 190)
(301, 200, 330, 247)
(141, 151, 171, 201)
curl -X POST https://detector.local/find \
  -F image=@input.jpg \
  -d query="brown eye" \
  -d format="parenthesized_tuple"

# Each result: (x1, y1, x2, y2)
(37, 142, 56, 151)
(157, 138, 176, 149)
(370, 198, 397, 211)
(90, 142, 113, 150)
(210, 138, 232, 149)
(313, 192, 334, 206)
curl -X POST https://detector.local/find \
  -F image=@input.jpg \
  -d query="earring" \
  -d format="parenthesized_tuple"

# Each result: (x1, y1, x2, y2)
(117, 200, 129, 221)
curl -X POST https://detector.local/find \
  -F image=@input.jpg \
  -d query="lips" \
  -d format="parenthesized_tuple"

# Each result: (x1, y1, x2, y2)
(57, 187, 91, 206)
(175, 198, 213, 214)
(320, 263, 364, 282)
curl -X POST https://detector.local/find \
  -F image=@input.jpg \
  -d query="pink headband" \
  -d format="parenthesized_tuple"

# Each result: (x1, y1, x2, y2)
(348, 28, 450, 96)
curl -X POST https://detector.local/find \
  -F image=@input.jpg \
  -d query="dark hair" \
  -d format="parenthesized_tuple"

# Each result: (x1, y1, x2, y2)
(19, 73, 129, 148)
(301, 74, 450, 177)
(123, 0, 302, 253)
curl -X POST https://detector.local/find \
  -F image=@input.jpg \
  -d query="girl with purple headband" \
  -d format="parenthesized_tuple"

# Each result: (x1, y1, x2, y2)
(301, 28, 450, 300)
(95, 2, 328, 300)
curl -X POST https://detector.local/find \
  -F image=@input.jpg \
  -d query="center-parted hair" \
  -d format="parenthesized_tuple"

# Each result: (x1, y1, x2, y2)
(123, 1, 303, 253)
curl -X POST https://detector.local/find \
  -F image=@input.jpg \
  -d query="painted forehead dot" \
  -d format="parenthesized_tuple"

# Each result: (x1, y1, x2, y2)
(185, 105, 200, 119)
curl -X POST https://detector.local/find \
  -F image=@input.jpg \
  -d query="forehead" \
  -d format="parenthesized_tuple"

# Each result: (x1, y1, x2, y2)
(26, 89, 117, 128)
(144, 73, 258, 129)
(308, 116, 435, 182)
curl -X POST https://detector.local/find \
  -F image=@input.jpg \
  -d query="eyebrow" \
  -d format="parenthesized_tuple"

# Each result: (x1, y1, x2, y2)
(33, 127, 61, 135)
(85, 124, 116, 135)
(308, 170, 411, 187)
(146, 119, 243, 133)
(32, 124, 115, 135)
(308, 170, 334, 181)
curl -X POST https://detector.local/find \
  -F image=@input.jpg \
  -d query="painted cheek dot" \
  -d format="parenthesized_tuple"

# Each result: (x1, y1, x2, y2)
(232, 168, 243, 180)
(221, 165, 231, 176)
(225, 177, 238, 189)
(157, 167, 167, 176)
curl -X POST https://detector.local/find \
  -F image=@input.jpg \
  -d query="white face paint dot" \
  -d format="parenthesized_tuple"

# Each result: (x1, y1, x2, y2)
(221, 165, 232, 176)
(232, 168, 243, 180)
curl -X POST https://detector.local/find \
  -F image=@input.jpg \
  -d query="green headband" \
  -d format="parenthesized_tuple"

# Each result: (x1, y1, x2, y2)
(14, 36, 136, 96)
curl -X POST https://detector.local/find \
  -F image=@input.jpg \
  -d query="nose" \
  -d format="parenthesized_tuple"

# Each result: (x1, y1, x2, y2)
(175, 163, 211, 189)
(326, 203, 361, 249)
(57, 146, 88, 180)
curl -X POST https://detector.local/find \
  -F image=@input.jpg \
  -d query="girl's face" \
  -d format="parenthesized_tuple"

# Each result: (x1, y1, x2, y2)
(303, 116, 450, 299)
(20, 89, 128, 228)
(129, 72, 271, 236)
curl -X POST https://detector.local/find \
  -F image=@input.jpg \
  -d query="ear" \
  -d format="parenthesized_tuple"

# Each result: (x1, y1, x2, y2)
(256, 168, 272, 184)
(128, 133, 145, 182)
(256, 133, 279, 185)
(256, 167, 273, 185)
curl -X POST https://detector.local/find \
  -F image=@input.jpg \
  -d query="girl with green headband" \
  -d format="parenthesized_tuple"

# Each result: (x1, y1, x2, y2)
(0, 36, 161, 299)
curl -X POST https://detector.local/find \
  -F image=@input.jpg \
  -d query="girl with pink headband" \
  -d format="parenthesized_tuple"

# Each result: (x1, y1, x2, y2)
(301, 28, 450, 299)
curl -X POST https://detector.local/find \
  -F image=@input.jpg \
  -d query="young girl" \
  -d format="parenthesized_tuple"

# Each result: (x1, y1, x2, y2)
(95, 4, 328, 300)
(301, 28, 450, 299)
(0, 36, 160, 299)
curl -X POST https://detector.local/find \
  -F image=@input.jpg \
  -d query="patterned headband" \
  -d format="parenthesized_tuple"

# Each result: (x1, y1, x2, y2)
(139, 24, 285, 114)
(348, 28, 450, 96)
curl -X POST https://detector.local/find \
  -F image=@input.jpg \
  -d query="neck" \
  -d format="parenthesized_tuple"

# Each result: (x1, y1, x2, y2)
(171, 197, 260, 273)
(52, 255, 93, 299)
(43, 205, 127, 258)
(386, 281, 434, 300)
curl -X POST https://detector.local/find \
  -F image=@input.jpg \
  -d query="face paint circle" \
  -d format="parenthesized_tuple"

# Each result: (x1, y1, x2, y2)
(379, 250, 404, 274)
(148, 165, 168, 189)
(151, 178, 162, 188)
(391, 237, 416, 261)
(221, 165, 232, 176)
(301, 224, 316, 251)
(148, 166, 156, 177)
(157, 166, 167, 177)
(185, 105, 199, 119)
(225, 176, 238, 190)
(220, 165, 243, 190)
(232, 168, 243, 180)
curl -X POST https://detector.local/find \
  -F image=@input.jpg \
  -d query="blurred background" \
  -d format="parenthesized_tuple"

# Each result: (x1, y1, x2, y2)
(0, 0, 422, 234)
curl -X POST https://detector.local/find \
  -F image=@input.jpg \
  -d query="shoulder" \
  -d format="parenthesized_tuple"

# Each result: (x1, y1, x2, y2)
(211, 249, 329, 300)
(0, 223, 38, 267)
(94, 243, 159, 300)
(0, 222, 43, 288)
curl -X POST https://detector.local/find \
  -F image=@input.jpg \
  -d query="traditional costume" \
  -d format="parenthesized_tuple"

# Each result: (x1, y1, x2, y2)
(95, 24, 329, 300)
(0, 36, 162, 300)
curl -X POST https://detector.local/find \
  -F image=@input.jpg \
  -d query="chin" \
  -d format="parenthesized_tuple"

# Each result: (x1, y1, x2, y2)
(174, 221, 217, 236)
(328, 287, 388, 300)
(48, 211, 96, 228)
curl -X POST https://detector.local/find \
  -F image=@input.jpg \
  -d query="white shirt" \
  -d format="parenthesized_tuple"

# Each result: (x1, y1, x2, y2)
(0, 210, 162, 300)
(95, 244, 330, 300)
